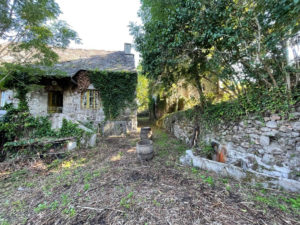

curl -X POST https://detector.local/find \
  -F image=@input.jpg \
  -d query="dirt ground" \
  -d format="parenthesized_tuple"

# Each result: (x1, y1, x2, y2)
(0, 122, 299, 225)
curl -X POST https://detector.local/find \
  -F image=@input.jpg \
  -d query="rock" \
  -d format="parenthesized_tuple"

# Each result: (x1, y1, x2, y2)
(17, 187, 26, 191)
(262, 154, 273, 164)
(290, 132, 300, 138)
(266, 121, 277, 128)
(89, 133, 97, 147)
(260, 136, 270, 146)
(241, 142, 250, 148)
(264, 117, 270, 122)
(296, 142, 300, 152)
(264, 143, 283, 155)
(270, 114, 281, 121)
(297, 106, 300, 112)
(255, 120, 264, 126)
(67, 141, 77, 151)
(290, 112, 300, 119)
(292, 122, 300, 131)
(262, 130, 279, 137)
(279, 126, 290, 132)
(261, 127, 271, 132)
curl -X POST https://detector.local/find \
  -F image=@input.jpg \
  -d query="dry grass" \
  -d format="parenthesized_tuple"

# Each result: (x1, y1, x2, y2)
(0, 121, 299, 225)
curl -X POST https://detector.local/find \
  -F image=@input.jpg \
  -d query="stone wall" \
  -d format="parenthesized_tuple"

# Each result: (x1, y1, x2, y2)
(160, 109, 300, 181)
(5, 86, 137, 134)
(28, 89, 48, 116)
(62, 85, 105, 124)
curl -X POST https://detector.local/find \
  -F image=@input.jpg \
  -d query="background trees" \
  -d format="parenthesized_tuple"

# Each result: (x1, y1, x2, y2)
(0, 0, 80, 66)
(131, 0, 300, 112)
(0, 0, 80, 107)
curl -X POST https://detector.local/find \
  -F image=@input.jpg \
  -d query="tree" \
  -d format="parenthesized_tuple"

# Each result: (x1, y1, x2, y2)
(0, 0, 80, 67)
(136, 65, 149, 112)
(0, 0, 80, 106)
(130, 0, 300, 109)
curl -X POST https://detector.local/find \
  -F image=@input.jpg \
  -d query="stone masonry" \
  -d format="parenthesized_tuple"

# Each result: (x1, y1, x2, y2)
(161, 108, 300, 182)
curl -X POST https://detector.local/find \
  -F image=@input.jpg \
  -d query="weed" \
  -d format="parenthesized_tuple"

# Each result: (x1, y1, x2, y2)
(42, 184, 52, 196)
(93, 171, 101, 178)
(34, 202, 49, 213)
(12, 200, 26, 211)
(0, 217, 10, 225)
(203, 176, 214, 186)
(153, 199, 161, 207)
(226, 185, 231, 191)
(84, 183, 90, 191)
(50, 201, 59, 210)
(191, 167, 198, 174)
(61, 194, 70, 207)
(222, 178, 228, 184)
(47, 159, 62, 169)
(120, 192, 134, 209)
(63, 207, 76, 217)
(83, 172, 93, 183)
(10, 169, 28, 182)
(25, 182, 34, 187)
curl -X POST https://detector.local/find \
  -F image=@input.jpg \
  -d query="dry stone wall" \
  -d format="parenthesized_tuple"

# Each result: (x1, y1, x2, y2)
(161, 108, 300, 182)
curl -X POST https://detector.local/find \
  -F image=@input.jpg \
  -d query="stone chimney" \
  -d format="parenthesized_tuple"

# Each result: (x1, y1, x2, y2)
(124, 43, 132, 54)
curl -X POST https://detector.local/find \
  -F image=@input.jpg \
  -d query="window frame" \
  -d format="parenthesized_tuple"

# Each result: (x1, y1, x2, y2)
(81, 89, 100, 110)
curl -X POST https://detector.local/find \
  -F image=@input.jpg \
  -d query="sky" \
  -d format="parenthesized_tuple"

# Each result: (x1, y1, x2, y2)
(56, 0, 142, 63)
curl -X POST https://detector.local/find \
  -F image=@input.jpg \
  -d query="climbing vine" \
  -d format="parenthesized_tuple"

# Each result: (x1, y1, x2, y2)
(89, 71, 137, 120)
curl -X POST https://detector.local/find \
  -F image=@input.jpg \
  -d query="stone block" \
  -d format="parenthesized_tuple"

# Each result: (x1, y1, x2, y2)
(261, 127, 271, 132)
(262, 130, 279, 137)
(264, 143, 283, 155)
(270, 114, 281, 121)
(67, 141, 77, 151)
(292, 122, 300, 131)
(88, 133, 97, 147)
(260, 136, 270, 146)
(266, 121, 277, 128)
(262, 153, 273, 164)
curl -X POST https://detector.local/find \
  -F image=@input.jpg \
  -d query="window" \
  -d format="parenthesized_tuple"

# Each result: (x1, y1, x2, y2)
(48, 91, 63, 113)
(81, 90, 100, 109)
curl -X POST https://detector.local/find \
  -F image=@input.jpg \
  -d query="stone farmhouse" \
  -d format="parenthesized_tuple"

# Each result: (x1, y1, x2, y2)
(0, 44, 137, 134)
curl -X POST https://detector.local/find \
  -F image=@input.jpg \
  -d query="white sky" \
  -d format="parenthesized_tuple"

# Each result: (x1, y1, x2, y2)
(56, 0, 141, 64)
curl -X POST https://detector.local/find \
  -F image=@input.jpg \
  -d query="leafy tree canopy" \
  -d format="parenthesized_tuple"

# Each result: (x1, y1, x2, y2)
(0, 0, 80, 66)
(130, 0, 300, 108)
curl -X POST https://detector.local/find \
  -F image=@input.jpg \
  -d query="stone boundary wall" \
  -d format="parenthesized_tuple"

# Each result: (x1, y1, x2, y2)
(160, 109, 300, 182)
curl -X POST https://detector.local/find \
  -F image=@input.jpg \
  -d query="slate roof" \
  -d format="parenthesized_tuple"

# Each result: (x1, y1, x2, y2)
(52, 48, 136, 77)
(0, 44, 136, 76)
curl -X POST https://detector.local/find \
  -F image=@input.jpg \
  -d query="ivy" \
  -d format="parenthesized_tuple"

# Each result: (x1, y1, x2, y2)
(0, 104, 86, 153)
(89, 71, 137, 120)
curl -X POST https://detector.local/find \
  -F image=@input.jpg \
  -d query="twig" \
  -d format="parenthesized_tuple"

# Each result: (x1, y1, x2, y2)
(76, 205, 125, 213)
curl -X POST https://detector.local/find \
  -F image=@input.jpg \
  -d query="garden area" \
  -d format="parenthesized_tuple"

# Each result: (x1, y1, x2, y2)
(0, 119, 299, 225)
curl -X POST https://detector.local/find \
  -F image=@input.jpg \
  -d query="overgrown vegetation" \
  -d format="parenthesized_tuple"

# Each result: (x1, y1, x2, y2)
(89, 70, 137, 120)
(0, 103, 85, 155)
(131, 0, 300, 123)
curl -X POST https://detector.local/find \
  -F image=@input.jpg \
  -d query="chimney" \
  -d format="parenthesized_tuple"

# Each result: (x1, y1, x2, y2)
(124, 43, 132, 54)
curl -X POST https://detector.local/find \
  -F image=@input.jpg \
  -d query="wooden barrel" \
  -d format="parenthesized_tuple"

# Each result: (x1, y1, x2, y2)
(140, 127, 152, 140)
(136, 139, 154, 160)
